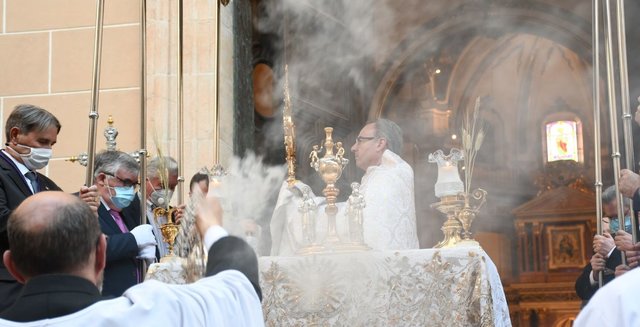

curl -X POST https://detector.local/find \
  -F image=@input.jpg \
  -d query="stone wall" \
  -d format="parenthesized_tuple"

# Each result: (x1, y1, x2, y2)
(0, 0, 234, 202)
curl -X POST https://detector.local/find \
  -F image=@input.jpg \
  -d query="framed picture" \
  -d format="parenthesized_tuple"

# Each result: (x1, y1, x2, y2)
(546, 225, 587, 270)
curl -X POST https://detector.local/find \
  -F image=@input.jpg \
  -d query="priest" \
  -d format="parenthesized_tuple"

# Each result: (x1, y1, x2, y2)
(270, 119, 419, 255)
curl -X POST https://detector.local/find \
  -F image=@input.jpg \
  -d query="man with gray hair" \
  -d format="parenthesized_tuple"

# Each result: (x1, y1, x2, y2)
(92, 150, 156, 297)
(0, 104, 99, 310)
(142, 156, 184, 260)
(347, 118, 419, 250)
(575, 185, 628, 307)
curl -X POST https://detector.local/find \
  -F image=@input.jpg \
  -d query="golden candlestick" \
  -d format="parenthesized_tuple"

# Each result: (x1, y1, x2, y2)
(310, 127, 348, 247)
(431, 195, 464, 248)
(458, 188, 487, 244)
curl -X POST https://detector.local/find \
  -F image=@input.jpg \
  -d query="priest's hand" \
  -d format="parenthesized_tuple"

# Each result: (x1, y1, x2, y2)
(615, 230, 634, 251)
(619, 169, 640, 198)
(79, 185, 99, 215)
(196, 195, 223, 239)
(593, 233, 614, 257)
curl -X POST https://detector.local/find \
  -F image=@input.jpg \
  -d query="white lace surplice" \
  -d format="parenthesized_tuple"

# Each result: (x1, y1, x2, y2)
(360, 150, 419, 250)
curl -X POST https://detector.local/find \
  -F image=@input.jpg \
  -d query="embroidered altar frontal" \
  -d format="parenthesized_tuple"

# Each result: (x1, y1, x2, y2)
(259, 245, 511, 326)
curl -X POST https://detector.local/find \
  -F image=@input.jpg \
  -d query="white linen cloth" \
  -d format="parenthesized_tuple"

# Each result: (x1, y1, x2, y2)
(270, 150, 419, 255)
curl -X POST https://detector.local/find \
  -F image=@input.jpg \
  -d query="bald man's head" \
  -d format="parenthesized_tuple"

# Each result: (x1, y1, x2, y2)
(6, 191, 101, 278)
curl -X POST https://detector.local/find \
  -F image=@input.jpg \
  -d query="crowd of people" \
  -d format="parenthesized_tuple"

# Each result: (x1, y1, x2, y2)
(0, 98, 637, 325)
(0, 103, 420, 325)
(573, 109, 640, 325)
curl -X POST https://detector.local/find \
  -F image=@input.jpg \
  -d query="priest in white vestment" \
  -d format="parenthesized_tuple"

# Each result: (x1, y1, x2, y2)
(270, 119, 419, 255)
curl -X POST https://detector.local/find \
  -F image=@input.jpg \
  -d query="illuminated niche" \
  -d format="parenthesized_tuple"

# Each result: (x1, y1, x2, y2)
(545, 120, 582, 163)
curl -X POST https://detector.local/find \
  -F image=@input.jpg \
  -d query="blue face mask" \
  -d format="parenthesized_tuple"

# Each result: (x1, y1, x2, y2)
(108, 185, 136, 209)
(610, 216, 632, 234)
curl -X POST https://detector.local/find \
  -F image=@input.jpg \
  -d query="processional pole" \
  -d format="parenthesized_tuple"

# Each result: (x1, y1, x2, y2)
(591, 0, 604, 288)
(614, 0, 637, 244)
(85, 0, 106, 187)
(594, 0, 636, 276)
(139, 0, 148, 226)
(213, 0, 230, 164)
(177, 0, 185, 204)
(138, 0, 149, 281)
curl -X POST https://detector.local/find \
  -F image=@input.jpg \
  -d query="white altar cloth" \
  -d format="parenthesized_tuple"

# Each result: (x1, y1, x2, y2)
(259, 245, 511, 327)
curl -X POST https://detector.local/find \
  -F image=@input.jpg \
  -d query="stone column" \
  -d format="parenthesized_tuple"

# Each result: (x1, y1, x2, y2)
(146, 0, 235, 201)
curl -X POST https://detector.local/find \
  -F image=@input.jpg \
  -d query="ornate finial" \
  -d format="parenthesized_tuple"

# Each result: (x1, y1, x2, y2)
(104, 115, 118, 151)
(66, 153, 89, 167)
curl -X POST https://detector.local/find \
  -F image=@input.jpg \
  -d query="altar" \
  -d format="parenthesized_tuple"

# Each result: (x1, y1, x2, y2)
(258, 244, 511, 327)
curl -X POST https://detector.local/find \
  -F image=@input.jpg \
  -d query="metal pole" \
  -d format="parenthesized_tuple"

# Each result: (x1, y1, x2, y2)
(85, 0, 106, 187)
(603, 0, 626, 266)
(592, 0, 605, 288)
(615, 0, 637, 244)
(137, 0, 149, 282)
(177, 0, 185, 204)
(213, 0, 222, 163)
(140, 0, 148, 225)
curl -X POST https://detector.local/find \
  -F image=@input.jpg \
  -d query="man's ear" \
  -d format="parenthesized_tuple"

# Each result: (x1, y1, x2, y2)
(96, 173, 106, 186)
(8, 127, 20, 144)
(95, 234, 107, 276)
(376, 138, 388, 152)
(3, 250, 26, 284)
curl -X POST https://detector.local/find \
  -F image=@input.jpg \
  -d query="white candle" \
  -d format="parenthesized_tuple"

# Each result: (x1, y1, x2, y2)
(429, 149, 464, 198)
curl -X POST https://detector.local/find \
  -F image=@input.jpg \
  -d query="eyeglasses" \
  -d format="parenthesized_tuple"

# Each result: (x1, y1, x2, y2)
(105, 173, 139, 188)
(356, 136, 377, 144)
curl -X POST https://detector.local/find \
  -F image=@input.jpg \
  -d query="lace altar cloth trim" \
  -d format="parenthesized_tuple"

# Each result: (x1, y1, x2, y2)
(259, 245, 511, 327)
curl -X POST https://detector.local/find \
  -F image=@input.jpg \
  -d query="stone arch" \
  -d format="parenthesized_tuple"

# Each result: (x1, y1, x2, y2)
(368, 2, 591, 119)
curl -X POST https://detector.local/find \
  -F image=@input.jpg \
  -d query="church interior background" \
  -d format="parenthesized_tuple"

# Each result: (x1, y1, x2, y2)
(2, 0, 640, 326)
(251, 1, 640, 325)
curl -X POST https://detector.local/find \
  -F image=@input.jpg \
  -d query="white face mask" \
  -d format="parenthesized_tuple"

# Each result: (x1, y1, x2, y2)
(148, 180, 174, 207)
(13, 144, 52, 170)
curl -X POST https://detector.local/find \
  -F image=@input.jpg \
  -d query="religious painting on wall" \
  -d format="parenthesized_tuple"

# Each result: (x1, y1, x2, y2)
(546, 120, 579, 162)
(546, 225, 587, 270)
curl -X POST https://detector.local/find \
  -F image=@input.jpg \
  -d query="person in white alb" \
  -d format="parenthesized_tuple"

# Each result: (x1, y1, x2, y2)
(0, 191, 263, 326)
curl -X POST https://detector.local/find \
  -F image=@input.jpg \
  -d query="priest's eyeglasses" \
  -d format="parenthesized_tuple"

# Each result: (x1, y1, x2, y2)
(356, 136, 377, 144)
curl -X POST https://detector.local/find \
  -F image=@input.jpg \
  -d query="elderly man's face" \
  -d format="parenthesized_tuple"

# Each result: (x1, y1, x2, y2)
(351, 123, 384, 170)
(146, 173, 179, 200)
(603, 200, 630, 218)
